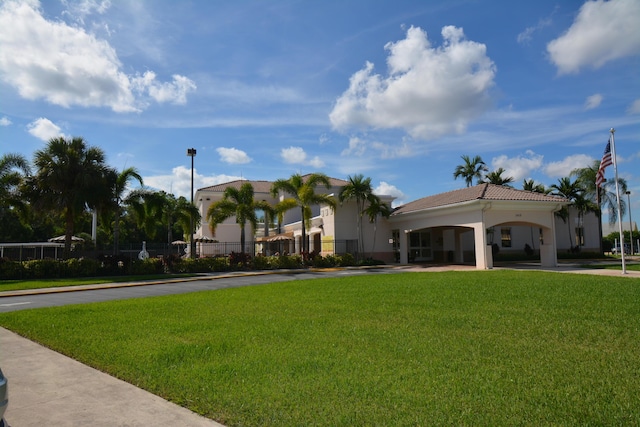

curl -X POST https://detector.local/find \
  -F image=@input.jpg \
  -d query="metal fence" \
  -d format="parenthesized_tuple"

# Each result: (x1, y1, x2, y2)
(0, 239, 360, 261)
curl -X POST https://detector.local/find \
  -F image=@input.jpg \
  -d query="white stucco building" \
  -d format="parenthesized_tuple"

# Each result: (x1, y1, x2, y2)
(194, 176, 602, 270)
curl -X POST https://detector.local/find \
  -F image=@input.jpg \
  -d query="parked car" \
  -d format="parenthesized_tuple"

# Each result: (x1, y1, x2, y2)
(0, 368, 7, 427)
(611, 245, 631, 255)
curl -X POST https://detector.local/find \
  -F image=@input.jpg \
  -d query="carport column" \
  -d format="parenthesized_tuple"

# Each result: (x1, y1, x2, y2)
(473, 225, 492, 269)
(539, 222, 558, 267)
(399, 229, 409, 264)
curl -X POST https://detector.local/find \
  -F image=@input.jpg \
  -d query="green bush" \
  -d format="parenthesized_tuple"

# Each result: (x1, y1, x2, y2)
(24, 259, 61, 279)
(0, 258, 24, 280)
(129, 258, 164, 275)
(251, 255, 273, 270)
(339, 253, 356, 267)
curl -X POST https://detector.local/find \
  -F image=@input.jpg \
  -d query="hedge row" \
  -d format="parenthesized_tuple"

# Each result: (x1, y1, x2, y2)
(0, 252, 361, 280)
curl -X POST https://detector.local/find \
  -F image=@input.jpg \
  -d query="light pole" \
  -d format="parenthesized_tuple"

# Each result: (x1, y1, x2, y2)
(626, 190, 634, 255)
(187, 148, 197, 259)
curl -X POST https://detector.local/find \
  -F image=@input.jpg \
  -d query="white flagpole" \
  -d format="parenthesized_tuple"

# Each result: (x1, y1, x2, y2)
(610, 128, 626, 274)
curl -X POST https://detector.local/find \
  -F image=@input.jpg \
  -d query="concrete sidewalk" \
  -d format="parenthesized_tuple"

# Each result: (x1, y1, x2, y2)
(0, 327, 224, 427)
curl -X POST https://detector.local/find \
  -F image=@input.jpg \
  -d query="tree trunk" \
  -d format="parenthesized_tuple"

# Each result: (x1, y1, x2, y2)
(64, 210, 74, 259)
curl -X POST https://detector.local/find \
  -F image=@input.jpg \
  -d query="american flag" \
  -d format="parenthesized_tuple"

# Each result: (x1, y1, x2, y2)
(595, 140, 613, 188)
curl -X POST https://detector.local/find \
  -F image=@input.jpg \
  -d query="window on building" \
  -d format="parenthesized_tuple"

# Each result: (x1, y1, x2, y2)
(501, 227, 512, 248)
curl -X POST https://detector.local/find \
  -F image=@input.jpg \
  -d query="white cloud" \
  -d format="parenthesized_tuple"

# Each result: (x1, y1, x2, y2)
(371, 141, 412, 159)
(373, 181, 406, 207)
(0, 116, 11, 126)
(0, 1, 195, 112)
(341, 137, 366, 156)
(217, 147, 252, 164)
(585, 94, 603, 110)
(133, 71, 197, 105)
(628, 99, 640, 114)
(329, 25, 496, 140)
(61, 0, 111, 24)
(517, 16, 552, 45)
(280, 146, 325, 168)
(27, 117, 65, 141)
(491, 150, 544, 182)
(547, 0, 640, 74)
(544, 154, 593, 178)
(143, 165, 242, 199)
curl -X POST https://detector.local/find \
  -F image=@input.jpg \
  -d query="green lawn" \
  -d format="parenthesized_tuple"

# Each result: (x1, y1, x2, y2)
(1, 270, 639, 426)
(0, 274, 195, 292)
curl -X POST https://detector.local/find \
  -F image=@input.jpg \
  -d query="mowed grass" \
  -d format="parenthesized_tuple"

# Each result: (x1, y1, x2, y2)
(0, 274, 195, 292)
(1, 271, 639, 426)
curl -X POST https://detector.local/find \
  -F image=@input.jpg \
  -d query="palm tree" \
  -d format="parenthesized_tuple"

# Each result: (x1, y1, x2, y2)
(111, 167, 143, 255)
(338, 174, 376, 256)
(522, 179, 547, 194)
(270, 173, 337, 255)
(363, 197, 392, 258)
(207, 182, 271, 253)
(571, 161, 627, 225)
(125, 190, 200, 245)
(550, 177, 583, 249)
(484, 168, 514, 186)
(28, 137, 114, 258)
(453, 155, 488, 187)
(1, 153, 31, 224)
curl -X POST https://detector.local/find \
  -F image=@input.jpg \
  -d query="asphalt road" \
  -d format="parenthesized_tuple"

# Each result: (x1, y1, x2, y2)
(0, 268, 401, 313)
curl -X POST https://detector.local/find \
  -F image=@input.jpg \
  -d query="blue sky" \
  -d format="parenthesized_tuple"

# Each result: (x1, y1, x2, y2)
(1, 0, 639, 217)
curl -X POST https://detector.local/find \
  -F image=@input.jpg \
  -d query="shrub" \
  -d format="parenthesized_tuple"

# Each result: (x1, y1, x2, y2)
(24, 259, 61, 279)
(339, 253, 356, 267)
(0, 258, 24, 280)
(252, 255, 273, 270)
(129, 258, 164, 275)
(229, 252, 251, 269)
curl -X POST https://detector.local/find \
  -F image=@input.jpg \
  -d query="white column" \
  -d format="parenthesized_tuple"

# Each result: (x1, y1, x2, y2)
(399, 230, 409, 264)
(474, 225, 491, 269)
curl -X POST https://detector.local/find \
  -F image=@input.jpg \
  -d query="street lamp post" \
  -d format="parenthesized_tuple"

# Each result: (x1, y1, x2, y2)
(626, 190, 634, 255)
(187, 148, 197, 259)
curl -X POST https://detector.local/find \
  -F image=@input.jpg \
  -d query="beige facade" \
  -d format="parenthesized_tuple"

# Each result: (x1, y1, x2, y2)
(194, 179, 592, 269)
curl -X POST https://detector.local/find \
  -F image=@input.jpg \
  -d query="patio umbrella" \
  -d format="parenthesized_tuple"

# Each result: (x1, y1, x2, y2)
(267, 234, 294, 242)
(48, 235, 84, 243)
(193, 235, 218, 243)
(171, 240, 187, 245)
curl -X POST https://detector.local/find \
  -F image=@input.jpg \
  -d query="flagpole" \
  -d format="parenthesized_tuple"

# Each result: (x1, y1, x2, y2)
(610, 128, 626, 274)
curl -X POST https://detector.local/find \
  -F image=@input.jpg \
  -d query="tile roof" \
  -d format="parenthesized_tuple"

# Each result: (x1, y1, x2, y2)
(197, 174, 349, 194)
(198, 180, 274, 193)
(392, 183, 569, 215)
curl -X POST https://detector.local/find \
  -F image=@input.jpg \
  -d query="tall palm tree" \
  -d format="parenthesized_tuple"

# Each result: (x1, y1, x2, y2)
(484, 168, 514, 186)
(453, 155, 488, 187)
(207, 182, 271, 252)
(270, 173, 337, 255)
(571, 162, 627, 253)
(125, 190, 200, 244)
(338, 174, 376, 256)
(571, 161, 627, 225)
(550, 177, 583, 249)
(0, 153, 31, 218)
(111, 167, 143, 254)
(28, 137, 113, 257)
(363, 197, 392, 258)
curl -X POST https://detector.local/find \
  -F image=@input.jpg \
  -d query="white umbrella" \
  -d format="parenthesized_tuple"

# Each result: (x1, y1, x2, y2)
(171, 240, 187, 245)
(48, 235, 84, 243)
(193, 235, 218, 243)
